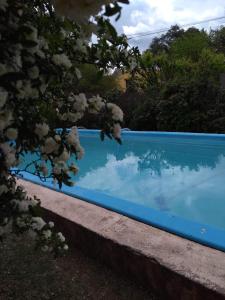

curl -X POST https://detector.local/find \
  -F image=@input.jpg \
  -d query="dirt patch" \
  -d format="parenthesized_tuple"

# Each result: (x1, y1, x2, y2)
(0, 234, 156, 300)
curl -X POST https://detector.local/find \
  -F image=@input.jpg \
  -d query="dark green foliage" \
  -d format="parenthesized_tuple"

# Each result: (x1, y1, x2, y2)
(157, 78, 225, 132)
(150, 25, 185, 55)
(210, 27, 225, 54)
(77, 64, 118, 95)
(120, 26, 225, 133)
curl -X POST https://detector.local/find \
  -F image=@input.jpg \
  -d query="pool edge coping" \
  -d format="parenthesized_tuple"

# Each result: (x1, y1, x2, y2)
(77, 128, 225, 140)
(20, 179, 225, 300)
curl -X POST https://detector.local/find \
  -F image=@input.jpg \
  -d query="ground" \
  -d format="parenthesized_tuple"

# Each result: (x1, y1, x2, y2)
(0, 234, 156, 300)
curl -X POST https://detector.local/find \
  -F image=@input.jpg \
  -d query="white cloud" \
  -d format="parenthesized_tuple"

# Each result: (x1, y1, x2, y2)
(115, 0, 225, 49)
(76, 152, 225, 228)
(123, 22, 152, 35)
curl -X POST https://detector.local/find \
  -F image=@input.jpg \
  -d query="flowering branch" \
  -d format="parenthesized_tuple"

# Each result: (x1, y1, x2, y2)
(0, 0, 140, 254)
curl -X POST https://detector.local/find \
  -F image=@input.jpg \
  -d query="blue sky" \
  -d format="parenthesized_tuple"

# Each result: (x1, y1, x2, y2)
(111, 0, 225, 51)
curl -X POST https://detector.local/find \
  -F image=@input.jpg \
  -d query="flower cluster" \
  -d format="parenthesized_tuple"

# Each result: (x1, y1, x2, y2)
(53, 0, 112, 23)
(59, 93, 88, 123)
(0, 0, 139, 254)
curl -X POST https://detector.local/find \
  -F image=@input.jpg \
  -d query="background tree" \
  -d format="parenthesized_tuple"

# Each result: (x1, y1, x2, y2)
(210, 26, 225, 54)
(119, 26, 225, 133)
(150, 25, 185, 55)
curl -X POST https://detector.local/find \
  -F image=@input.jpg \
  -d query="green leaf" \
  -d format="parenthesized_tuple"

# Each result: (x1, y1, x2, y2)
(105, 132, 112, 139)
(58, 181, 62, 189)
(104, 3, 121, 18)
(100, 130, 105, 141)
(106, 20, 117, 39)
(115, 137, 122, 145)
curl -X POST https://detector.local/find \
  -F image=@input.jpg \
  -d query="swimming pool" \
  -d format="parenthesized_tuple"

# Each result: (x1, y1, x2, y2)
(18, 130, 225, 251)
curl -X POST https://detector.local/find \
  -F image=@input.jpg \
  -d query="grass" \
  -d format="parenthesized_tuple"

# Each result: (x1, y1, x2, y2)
(0, 234, 156, 300)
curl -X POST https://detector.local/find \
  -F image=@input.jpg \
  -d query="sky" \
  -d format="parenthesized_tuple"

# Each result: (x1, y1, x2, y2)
(111, 0, 225, 51)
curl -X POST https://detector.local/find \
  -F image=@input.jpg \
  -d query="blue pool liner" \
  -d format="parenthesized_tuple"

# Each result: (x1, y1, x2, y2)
(77, 129, 225, 140)
(18, 137, 225, 254)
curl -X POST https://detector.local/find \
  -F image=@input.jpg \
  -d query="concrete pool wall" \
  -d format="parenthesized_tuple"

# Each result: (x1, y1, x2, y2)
(21, 179, 225, 300)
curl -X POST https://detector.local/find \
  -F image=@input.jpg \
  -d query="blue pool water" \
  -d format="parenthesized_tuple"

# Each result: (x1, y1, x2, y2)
(18, 130, 225, 251)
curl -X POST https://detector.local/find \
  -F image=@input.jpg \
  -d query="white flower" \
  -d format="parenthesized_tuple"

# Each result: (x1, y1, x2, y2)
(17, 9, 23, 16)
(32, 217, 46, 231)
(6, 128, 18, 140)
(13, 199, 30, 212)
(39, 36, 49, 50)
(35, 123, 49, 139)
(107, 103, 123, 122)
(16, 217, 27, 228)
(53, 0, 111, 22)
(52, 164, 67, 176)
(88, 95, 104, 113)
(0, 0, 8, 12)
(13, 52, 22, 68)
(5, 152, 17, 167)
(18, 81, 39, 99)
(40, 82, 48, 94)
(52, 53, 72, 69)
(75, 67, 82, 79)
(48, 221, 54, 228)
(60, 28, 67, 38)
(43, 229, 52, 239)
(66, 127, 79, 145)
(57, 232, 65, 242)
(54, 135, 61, 143)
(42, 137, 59, 154)
(52, 166, 61, 175)
(0, 63, 9, 76)
(19, 201, 30, 212)
(66, 133, 75, 145)
(73, 93, 88, 112)
(41, 245, 49, 252)
(16, 80, 23, 89)
(0, 184, 8, 195)
(113, 123, 121, 139)
(54, 149, 70, 163)
(73, 39, 87, 54)
(76, 144, 85, 160)
(0, 143, 17, 167)
(73, 39, 88, 54)
(29, 197, 39, 207)
(67, 112, 83, 122)
(71, 126, 78, 135)
(0, 142, 12, 154)
(36, 49, 45, 58)
(28, 66, 39, 79)
(27, 229, 37, 238)
(0, 88, 8, 108)
(63, 244, 69, 251)
(39, 162, 48, 176)
(69, 162, 79, 174)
